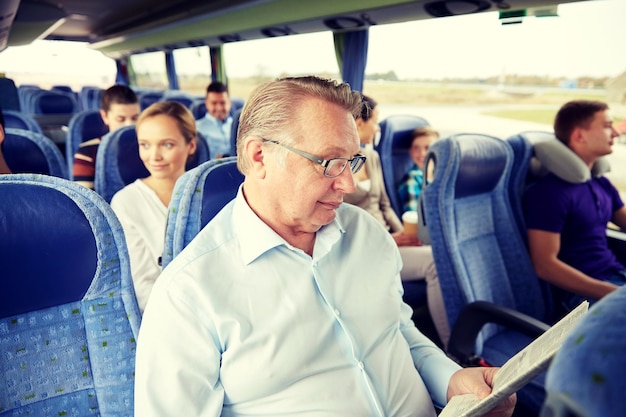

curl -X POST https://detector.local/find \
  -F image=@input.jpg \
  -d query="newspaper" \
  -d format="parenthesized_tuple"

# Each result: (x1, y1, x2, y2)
(439, 301, 589, 417)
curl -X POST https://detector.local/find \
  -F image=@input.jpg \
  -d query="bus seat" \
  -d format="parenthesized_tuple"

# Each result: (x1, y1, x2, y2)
(190, 99, 206, 119)
(162, 157, 242, 268)
(66, 110, 109, 179)
(2, 109, 44, 134)
(420, 133, 551, 414)
(95, 125, 209, 203)
(3, 128, 68, 178)
(541, 284, 626, 417)
(51, 85, 74, 94)
(229, 107, 242, 157)
(0, 173, 141, 416)
(138, 91, 163, 110)
(17, 84, 40, 112)
(0, 77, 21, 111)
(30, 90, 80, 115)
(161, 91, 196, 108)
(79, 86, 104, 111)
(231, 97, 245, 115)
(374, 114, 430, 218)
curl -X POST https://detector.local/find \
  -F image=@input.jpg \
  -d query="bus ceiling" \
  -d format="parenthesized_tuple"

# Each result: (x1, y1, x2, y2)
(3, 0, 584, 57)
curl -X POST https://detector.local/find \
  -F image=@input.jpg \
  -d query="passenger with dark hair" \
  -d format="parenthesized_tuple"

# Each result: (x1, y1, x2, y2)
(196, 81, 232, 158)
(110, 101, 197, 312)
(0, 107, 10, 174)
(398, 126, 439, 213)
(73, 84, 140, 189)
(343, 95, 449, 347)
(524, 100, 625, 310)
(134, 77, 515, 417)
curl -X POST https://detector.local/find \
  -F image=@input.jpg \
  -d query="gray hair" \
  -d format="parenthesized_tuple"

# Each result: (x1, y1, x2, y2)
(236, 76, 363, 174)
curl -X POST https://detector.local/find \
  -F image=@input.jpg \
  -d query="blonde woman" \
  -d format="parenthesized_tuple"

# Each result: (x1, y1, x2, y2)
(111, 101, 197, 312)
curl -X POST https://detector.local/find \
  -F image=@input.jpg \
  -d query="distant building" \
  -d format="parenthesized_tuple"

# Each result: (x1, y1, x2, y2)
(607, 71, 626, 104)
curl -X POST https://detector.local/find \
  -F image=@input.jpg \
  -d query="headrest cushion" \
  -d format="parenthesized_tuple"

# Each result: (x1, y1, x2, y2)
(530, 137, 610, 183)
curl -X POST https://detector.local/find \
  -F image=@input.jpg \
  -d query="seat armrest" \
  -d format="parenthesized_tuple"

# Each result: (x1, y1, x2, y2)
(447, 301, 550, 366)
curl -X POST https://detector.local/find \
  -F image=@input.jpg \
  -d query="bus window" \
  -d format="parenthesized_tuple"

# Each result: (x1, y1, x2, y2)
(174, 46, 211, 96)
(0, 40, 115, 90)
(224, 31, 338, 99)
(130, 51, 168, 91)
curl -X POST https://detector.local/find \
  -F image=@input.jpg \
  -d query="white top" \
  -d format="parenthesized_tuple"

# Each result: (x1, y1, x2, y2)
(134, 187, 461, 417)
(110, 179, 167, 312)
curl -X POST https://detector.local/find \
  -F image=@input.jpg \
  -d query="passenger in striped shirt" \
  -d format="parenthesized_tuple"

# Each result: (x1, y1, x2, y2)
(72, 85, 140, 189)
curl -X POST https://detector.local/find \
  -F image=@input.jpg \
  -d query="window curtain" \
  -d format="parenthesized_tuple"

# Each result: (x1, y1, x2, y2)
(210, 45, 228, 84)
(165, 51, 179, 90)
(333, 28, 369, 92)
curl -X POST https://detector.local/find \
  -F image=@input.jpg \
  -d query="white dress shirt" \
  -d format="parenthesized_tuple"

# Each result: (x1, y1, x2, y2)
(110, 179, 166, 312)
(196, 113, 233, 158)
(134, 188, 460, 417)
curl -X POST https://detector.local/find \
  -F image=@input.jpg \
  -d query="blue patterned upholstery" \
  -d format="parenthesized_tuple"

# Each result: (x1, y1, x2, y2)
(374, 114, 430, 217)
(162, 157, 243, 268)
(2, 110, 43, 134)
(66, 110, 109, 179)
(95, 125, 209, 203)
(420, 134, 551, 413)
(541, 284, 626, 417)
(0, 174, 141, 416)
(3, 128, 68, 179)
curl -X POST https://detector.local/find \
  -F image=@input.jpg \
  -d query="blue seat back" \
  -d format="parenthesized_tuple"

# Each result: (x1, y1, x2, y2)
(95, 125, 210, 203)
(374, 114, 430, 217)
(160, 92, 196, 108)
(80, 86, 104, 111)
(162, 157, 243, 268)
(138, 91, 163, 110)
(2, 110, 43, 133)
(0, 174, 141, 415)
(506, 131, 557, 238)
(420, 134, 546, 345)
(17, 85, 40, 112)
(0, 77, 21, 111)
(542, 284, 626, 417)
(421, 134, 552, 413)
(3, 128, 68, 178)
(30, 90, 80, 115)
(229, 107, 242, 156)
(66, 110, 109, 179)
(190, 99, 206, 120)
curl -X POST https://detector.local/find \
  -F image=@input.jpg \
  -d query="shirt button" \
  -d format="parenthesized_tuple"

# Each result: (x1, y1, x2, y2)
(333, 308, 340, 317)
(358, 361, 364, 370)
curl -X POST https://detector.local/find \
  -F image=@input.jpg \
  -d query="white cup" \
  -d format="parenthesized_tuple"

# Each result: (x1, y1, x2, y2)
(402, 211, 418, 237)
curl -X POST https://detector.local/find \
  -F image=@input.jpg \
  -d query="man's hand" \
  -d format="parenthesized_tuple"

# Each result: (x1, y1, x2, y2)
(447, 367, 516, 417)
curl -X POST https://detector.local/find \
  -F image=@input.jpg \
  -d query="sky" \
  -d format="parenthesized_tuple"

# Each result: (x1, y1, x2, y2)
(0, 0, 624, 84)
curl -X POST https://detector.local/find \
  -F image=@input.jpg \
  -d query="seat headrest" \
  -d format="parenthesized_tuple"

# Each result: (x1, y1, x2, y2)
(455, 134, 509, 198)
(523, 132, 610, 183)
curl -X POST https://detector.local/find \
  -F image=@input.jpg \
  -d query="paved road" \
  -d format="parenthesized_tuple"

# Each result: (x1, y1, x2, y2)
(379, 104, 626, 199)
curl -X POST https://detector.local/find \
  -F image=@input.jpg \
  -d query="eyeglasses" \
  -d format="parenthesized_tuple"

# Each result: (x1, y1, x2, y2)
(262, 138, 366, 178)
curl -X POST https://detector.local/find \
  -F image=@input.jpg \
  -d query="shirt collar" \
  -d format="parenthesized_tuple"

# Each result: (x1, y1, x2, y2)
(204, 112, 232, 124)
(233, 186, 345, 264)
